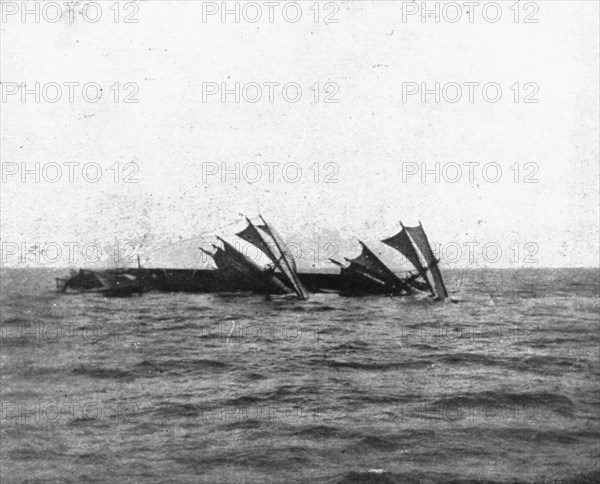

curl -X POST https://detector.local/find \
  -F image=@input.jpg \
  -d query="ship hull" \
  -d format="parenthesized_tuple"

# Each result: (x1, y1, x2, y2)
(60, 268, 385, 295)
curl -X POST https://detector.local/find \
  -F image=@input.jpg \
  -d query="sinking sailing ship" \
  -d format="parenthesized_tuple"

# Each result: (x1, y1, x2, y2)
(201, 216, 309, 300)
(333, 221, 448, 301)
(199, 238, 291, 295)
(56, 218, 448, 301)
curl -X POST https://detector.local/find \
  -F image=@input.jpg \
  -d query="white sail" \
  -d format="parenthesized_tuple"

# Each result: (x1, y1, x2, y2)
(404, 223, 448, 300)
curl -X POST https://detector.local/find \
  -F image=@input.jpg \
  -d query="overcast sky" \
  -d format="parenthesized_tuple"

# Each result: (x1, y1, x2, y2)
(1, 1, 598, 269)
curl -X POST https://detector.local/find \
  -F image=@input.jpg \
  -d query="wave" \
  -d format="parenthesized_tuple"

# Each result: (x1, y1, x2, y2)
(428, 391, 575, 417)
(71, 366, 133, 380)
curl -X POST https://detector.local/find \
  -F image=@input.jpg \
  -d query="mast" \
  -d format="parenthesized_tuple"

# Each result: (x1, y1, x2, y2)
(258, 215, 309, 300)
(418, 221, 448, 299)
(199, 246, 218, 268)
(329, 258, 346, 268)
(402, 222, 448, 300)
(198, 247, 214, 257)
(402, 221, 436, 296)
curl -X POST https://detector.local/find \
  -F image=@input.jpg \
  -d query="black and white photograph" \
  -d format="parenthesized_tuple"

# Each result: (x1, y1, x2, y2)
(1, 1, 599, 482)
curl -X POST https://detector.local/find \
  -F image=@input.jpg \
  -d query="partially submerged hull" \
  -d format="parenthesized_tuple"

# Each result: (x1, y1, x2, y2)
(57, 269, 144, 297)
(57, 219, 448, 300)
(57, 268, 423, 296)
(337, 267, 403, 296)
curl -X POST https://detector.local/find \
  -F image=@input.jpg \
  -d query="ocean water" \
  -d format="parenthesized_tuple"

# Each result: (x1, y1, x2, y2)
(1, 268, 598, 484)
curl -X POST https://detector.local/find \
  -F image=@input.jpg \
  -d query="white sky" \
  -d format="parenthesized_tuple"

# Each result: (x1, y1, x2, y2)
(1, 1, 598, 269)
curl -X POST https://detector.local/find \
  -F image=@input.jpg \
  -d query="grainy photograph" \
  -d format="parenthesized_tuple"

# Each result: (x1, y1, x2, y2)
(1, 1, 599, 483)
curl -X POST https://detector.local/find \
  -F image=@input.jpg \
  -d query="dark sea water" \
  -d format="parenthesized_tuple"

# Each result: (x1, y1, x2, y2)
(1, 268, 598, 484)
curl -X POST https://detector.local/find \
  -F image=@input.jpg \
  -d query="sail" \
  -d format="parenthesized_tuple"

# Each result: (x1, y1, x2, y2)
(347, 241, 403, 286)
(404, 223, 448, 299)
(214, 238, 291, 294)
(259, 216, 309, 300)
(236, 218, 279, 264)
(216, 238, 261, 272)
(382, 229, 426, 275)
(382, 228, 434, 295)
